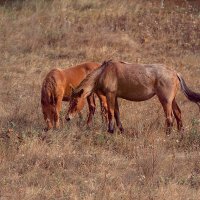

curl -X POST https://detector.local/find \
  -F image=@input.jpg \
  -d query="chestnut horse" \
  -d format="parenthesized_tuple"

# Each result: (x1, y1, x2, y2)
(41, 62, 107, 131)
(67, 60, 200, 136)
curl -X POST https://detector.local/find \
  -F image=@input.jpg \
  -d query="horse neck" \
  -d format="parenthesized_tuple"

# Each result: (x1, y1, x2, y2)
(83, 84, 94, 98)
(76, 66, 104, 97)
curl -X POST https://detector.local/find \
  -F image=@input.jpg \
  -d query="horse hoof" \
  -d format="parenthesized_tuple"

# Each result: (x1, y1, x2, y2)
(119, 127, 124, 133)
(108, 129, 114, 134)
(43, 128, 49, 132)
(66, 117, 71, 121)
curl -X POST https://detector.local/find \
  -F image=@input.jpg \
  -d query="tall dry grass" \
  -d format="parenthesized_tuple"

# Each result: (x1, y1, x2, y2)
(0, 0, 200, 199)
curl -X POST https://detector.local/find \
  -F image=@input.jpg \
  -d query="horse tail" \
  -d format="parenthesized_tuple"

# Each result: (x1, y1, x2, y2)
(41, 76, 57, 106)
(177, 73, 200, 109)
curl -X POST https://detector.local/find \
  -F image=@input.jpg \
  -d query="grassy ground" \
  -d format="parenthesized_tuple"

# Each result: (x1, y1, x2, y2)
(0, 0, 200, 199)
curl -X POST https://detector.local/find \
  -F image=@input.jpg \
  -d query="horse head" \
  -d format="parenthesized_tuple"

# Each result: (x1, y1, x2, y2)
(66, 88, 85, 121)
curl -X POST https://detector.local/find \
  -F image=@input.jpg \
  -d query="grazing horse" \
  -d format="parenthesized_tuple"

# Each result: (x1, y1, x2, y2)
(41, 62, 107, 131)
(67, 60, 200, 136)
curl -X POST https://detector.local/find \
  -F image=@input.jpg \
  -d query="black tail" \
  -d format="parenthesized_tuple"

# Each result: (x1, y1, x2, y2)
(177, 73, 200, 109)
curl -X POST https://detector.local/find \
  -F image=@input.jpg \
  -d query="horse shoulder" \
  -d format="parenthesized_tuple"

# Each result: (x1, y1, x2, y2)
(98, 64, 118, 91)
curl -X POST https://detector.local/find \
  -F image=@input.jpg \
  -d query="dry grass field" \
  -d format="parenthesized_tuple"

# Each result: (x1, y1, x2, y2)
(0, 0, 200, 199)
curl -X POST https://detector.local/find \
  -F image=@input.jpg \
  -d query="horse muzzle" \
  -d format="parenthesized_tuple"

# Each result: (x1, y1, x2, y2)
(66, 117, 70, 121)
(65, 113, 74, 121)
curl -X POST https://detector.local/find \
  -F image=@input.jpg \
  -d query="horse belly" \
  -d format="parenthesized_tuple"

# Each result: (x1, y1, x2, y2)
(117, 83, 155, 101)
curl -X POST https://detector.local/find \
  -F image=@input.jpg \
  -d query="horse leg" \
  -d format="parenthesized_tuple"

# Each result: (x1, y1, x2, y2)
(99, 96, 105, 122)
(159, 98, 173, 135)
(55, 96, 62, 129)
(96, 91, 108, 122)
(86, 93, 96, 125)
(172, 99, 184, 136)
(106, 92, 116, 133)
(101, 95, 108, 122)
(43, 111, 53, 131)
(114, 98, 124, 133)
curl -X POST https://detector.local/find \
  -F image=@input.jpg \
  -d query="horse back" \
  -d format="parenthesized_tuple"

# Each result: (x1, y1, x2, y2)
(97, 61, 177, 101)
(62, 62, 100, 86)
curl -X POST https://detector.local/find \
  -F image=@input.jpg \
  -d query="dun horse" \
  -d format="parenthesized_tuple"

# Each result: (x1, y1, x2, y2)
(41, 62, 107, 131)
(67, 60, 200, 135)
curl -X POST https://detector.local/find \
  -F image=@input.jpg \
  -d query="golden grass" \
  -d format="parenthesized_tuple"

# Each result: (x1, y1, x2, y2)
(0, 0, 200, 199)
